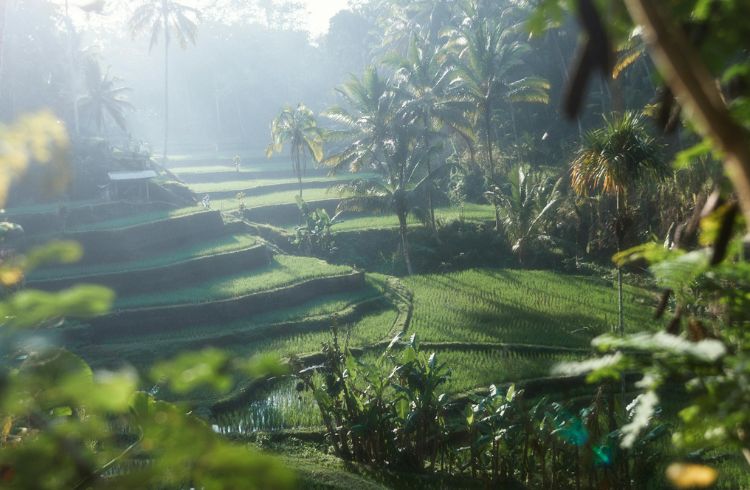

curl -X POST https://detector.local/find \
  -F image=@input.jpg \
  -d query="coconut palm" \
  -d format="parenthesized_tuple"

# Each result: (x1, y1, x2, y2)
(323, 67, 393, 175)
(334, 123, 436, 276)
(78, 59, 133, 135)
(266, 104, 324, 198)
(444, 9, 549, 184)
(387, 35, 474, 230)
(128, 0, 199, 162)
(571, 111, 665, 335)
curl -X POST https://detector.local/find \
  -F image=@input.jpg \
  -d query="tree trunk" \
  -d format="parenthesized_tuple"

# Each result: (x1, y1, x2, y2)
(398, 211, 413, 275)
(616, 189, 624, 337)
(484, 101, 502, 232)
(484, 99, 495, 183)
(162, 0, 170, 163)
(423, 115, 436, 232)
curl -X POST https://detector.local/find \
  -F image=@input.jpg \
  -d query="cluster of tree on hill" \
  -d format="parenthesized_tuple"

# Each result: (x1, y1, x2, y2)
(268, 0, 714, 278)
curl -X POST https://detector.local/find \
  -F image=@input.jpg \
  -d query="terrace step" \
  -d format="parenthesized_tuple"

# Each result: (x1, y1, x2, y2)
(7, 201, 175, 236)
(81, 296, 388, 359)
(203, 180, 343, 200)
(70, 271, 366, 341)
(242, 198, 341, 225)
(177, 168, 328, 184)
(44, 210, 226, 266)
(28, 243, 272, 296)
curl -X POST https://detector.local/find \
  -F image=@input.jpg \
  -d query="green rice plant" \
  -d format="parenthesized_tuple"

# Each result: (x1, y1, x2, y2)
(30, 233, 257, 280)
(67, 206, 208, 232)
(190, 174, 372, 194)
(434, 349, 587, 394)
(404, 269, 661, 348)
(115, 255, 353, 308)
(212, 188, 349, 212)
(242, 308, 400, 359)
(325, 204, 496, 233)
(213, 379, 322, 433)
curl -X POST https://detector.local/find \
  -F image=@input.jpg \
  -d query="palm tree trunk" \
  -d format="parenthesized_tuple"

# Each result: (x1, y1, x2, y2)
(162, 0, 169, 163)
(616, 189, 624, 337)
(484, 100, 502, 232)
(398, 211, 413, 275)
(484, 100, 495, 183)
(616, 189, 627, 416)
(422, 116, 436, 232)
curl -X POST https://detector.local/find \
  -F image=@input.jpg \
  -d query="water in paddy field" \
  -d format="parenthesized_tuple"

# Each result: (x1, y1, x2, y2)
(212, 378, 321, 434)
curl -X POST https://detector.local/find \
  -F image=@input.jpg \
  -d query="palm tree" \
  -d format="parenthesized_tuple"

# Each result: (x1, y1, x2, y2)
(571, 111, 665, 336)
(444, 9, 549, 185)
(387, 35, 474, 231)
(323, 67, 392, 174)
(325, 70, 443, 275)
(78, 59, 133, 135)
(488, 165, 563, 263)
(266, 104, 324, 198)
(334, 123, 435, 276)
(128, 0, 199, 162)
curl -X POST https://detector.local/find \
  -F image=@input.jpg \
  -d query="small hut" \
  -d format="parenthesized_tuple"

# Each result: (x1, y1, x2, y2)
(107, 170, 157, 201)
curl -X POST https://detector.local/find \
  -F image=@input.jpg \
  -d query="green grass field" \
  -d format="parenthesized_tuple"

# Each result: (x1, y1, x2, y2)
(67, 206, 207, 232)
(212, 187, 348, 211)
(30, 233, 257, 280)
(115, 254, 354, 308)
(211, 267, 661, 434)
(404, 269, 661, 348)
(189, 174, 367, 194)
(321, 204, 496, 233)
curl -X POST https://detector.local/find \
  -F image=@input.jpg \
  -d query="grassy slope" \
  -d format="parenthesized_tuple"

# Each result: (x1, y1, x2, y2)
(67, 206, 206, 232)
(115, 255, 353, 308)
(323, 204, 496, 233)
(404, 268, 661, 348)
(190, 174, 369, 194)
(213, 188, 348, 212)
(213, 268, 661, 433)
(30, 233, 257, 280)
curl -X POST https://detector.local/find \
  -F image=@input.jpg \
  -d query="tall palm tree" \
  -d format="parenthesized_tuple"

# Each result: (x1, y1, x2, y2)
(571, 111, 665, 336)
(325, 69, 442, 274)
(444, 8, 549, 185)
(78, 59, 133, 135)
(334, 123, 435, 276)
(323, 67, 392, 174)
(267, 104, 324, 198)
(128, 0, 199, 162)
(387, 35, 474, 230)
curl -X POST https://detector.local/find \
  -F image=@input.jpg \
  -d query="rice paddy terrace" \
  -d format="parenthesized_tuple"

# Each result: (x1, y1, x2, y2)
(14, 152, 662, 440)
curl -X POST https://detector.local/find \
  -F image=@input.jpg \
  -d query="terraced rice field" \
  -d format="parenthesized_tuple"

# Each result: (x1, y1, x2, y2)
(212, 188, 347, 212)
(215, 268, 661, 433)
(189, 174, 370, 195)
(316, 203, 496, 233)
(66, 206, 206, 232)
(114, 255, 353, 308)
(30, 232, 257, 280)
(31, 154, 662, 440)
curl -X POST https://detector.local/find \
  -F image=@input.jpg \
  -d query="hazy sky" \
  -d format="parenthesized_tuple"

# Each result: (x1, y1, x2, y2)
(303, 0, 348, 35)
(59, 0, 349, 36)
